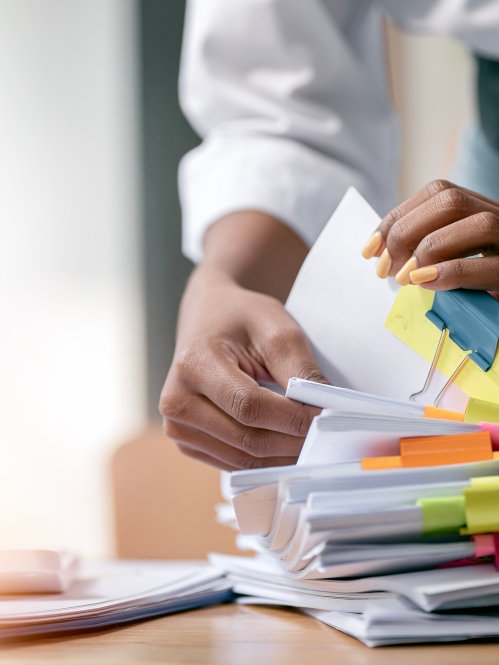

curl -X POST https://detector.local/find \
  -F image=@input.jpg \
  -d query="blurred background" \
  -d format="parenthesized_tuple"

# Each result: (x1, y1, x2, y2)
(0, 0, 474, 559)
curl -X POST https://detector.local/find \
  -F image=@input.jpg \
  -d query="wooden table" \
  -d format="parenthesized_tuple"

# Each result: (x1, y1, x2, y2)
(0, 603, 497, 665)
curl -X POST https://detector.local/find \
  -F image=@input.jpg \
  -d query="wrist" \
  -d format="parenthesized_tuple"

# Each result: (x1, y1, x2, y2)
(201, 210, 308, 301)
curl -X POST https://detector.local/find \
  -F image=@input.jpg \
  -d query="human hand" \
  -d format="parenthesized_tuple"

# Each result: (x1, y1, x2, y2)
(361, 179, 499, 294)
(159, 267, 326, 471)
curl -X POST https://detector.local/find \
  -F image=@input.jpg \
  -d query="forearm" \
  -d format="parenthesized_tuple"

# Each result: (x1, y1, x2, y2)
(162, 208, 323, 470)
(201, 210, 309, 302)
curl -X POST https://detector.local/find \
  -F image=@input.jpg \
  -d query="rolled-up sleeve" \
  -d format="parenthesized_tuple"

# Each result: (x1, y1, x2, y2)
(178, 0, 399, 263)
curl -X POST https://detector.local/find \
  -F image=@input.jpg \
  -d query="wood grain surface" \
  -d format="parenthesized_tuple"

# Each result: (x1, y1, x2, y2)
(0, 603, 498, 665)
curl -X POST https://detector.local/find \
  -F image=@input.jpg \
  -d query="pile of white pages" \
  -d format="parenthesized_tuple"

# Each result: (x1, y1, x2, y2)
(0, 559, 231, 638)
(212, 449, 499, 646)
(210, 189, 499, 646)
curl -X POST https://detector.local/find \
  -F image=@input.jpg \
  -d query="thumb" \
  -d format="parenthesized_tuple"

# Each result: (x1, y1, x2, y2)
(261, 324, 330, 391)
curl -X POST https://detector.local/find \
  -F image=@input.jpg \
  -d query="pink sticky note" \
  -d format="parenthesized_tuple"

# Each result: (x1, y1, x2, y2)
(472, 533, 495, 559)
(480, 422, 499, 450)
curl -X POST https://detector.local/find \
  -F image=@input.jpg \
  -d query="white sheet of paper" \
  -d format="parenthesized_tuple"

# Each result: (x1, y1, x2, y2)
(285, 188, 446, 403)
(0, 561, 221, 623)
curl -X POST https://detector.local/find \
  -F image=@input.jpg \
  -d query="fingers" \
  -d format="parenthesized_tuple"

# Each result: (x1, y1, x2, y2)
(361, 181, 499, 282)
(362, 180, 456, 260)
(386, 190, 499, 275)
(162, 388, 306, 458)
(378, 179, 455, 241)
(409, 256, 499, 292)
(377, 180, 499, 247)
(166, 421, 299, 470)
(175, 444, 240, 472)
(396, 210, 499, 291)
(252, 323, 330, 391)
(413, 212, 499, 268)
(175, 345, 321, 438)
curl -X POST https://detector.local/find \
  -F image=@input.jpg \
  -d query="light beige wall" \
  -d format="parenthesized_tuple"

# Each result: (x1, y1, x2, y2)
(386, 20, 475, 200)
(0, 0, 145, 557)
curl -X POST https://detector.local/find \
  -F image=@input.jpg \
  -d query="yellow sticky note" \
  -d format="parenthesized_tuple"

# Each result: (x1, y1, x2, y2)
(465, 398, 499, 424)
(470, 476, 499, 489)
(384, 286, 499, 404)
(460, 477, 499, 535)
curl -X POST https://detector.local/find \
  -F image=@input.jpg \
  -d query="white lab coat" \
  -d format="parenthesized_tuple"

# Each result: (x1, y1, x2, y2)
(178, 0, 499, 263)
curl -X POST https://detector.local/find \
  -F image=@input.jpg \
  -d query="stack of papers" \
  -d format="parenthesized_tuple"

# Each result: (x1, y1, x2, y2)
(0, 560, 231, 638)
(226, 456, 499, 576)
(210, 189, 499, 646)
(298, 408, 484, 466)
(213, 396, 499, 646)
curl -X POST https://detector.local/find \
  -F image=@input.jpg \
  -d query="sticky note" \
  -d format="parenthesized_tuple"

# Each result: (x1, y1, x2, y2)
(461, 476, 499, 535)
(424, 406, 465, 421)
(466, 398, 499, 424)
(495, 533, 499, 571)
(384, 286, 499, 404)
(361, 456, 402, 471)
(417, 496, 466, 536)
(472, 534, 495, 558)
(480, 422, 499, 450)
(400, 432, 492, 467)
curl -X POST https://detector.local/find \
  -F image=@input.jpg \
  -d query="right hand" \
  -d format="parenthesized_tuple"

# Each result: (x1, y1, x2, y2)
(159, 267, 326, 471)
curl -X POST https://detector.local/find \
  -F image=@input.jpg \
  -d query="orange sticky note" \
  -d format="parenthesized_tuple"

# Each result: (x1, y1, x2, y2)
(361, 456, 402, 471)
(424, 406, 465, 422)
(400, 432, 492, 468)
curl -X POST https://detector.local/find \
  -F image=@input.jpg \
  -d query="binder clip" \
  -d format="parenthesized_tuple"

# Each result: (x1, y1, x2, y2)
(410, 290, 499, 406)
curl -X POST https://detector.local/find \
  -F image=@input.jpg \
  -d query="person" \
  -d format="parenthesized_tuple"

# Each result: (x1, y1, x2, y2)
(160, 1, 499, 471)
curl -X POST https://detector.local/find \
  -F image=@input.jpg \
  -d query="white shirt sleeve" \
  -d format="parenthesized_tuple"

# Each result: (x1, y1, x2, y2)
(178, 0, 499, 263)
(178, 0, 399, 263)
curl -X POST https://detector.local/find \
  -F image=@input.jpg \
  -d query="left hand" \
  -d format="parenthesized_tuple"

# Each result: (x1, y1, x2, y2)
(361, 179, 499, 295)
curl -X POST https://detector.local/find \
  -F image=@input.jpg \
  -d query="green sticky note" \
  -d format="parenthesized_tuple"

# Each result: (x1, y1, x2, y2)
(417, 496, 466, 536)
(465, 398, 499, 424)
(461, 479, 499, 535)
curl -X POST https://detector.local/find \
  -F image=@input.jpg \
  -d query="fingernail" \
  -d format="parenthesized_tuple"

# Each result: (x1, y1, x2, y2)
(361, 231, 382, 259)
(396, 256, 418, 286)
(376, 248, 392, 279)
(409, 266, 439, 285)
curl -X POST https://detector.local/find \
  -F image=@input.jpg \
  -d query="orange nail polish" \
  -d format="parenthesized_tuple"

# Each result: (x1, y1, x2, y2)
(376, 248, 392, 279)
(410, 266, 439, 285)
(361, 231, 382, 259)
(396, 257, 418, 286)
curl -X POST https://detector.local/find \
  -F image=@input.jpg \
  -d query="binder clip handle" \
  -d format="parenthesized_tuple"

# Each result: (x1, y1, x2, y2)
(410, 290, 499, 405)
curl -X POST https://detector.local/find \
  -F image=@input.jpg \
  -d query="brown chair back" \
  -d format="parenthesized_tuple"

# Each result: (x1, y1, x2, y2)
(111, 424, 239, 558)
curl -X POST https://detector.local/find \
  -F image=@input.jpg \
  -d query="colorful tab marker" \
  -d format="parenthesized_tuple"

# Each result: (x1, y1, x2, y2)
(480, 422, 499, 451)
(461, 476, 499, 535)
(361, 431, 499, 471)
(472, 533, 496, 559)
(495, 533, 499, 571)
(439, 533, 499, 570)
(417, 496, 466, 536)
(465, 398, 499, 425)
(400, 431, 492, 468)
(424, 405, 465, 421)
(360, 456, 402, 471)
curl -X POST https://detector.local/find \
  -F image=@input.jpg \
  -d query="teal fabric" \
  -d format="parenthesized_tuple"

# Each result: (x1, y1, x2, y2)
(449, 121, 499, 202)
(476, 55, 499, 153)
(449, 55, 499, 202)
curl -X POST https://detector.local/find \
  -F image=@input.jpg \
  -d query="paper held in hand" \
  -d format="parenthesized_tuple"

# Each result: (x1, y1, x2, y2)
(285, 186, 470, 412)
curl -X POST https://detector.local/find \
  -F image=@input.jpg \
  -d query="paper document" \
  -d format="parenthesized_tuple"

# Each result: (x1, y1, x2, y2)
(285, 187, 466, 409)
(0, 560, 231, 638)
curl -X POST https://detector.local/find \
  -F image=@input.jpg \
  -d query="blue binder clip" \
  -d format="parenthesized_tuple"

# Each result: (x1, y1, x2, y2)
(410, 289, 499, 405)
